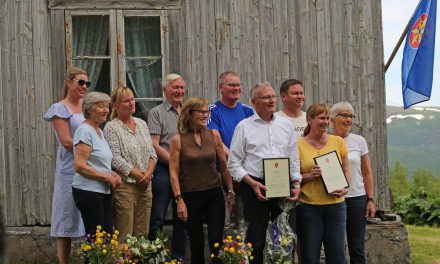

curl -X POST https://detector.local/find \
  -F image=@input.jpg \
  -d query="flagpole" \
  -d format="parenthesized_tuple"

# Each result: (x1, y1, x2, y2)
(384, 0, 423, 73)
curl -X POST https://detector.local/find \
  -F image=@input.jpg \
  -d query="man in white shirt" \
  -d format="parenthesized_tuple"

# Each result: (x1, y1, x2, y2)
(275, 79, 307, 138)
(228, 82, 302, 264)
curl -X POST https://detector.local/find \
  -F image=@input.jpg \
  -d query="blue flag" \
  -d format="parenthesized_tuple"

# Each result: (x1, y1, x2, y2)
(402, 0, 437, 109)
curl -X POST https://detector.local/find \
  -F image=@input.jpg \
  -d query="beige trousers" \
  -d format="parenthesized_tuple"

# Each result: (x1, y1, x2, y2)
(113, 180, 152, 240)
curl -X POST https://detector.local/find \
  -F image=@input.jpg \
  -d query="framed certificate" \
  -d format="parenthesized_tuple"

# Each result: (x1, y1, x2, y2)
(314, 151, 349, 194)
(263, 158, 291, 198)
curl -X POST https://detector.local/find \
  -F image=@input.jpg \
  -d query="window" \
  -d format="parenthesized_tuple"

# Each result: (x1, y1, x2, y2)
(65, 10, 169, 115)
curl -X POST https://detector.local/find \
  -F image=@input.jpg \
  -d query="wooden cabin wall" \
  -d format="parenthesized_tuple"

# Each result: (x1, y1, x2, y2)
(0, 0, 389, 226)
(169, 0, 390, 211)
(0, 0, 54, 226)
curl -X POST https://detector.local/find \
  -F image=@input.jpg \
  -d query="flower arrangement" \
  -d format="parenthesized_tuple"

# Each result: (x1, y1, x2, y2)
(164, 259, 184, 264)
(125, 231, 169, 264)
(77, 225, 130, 264)
(263, 201, 297, 264)
(214, 235, 253, 264)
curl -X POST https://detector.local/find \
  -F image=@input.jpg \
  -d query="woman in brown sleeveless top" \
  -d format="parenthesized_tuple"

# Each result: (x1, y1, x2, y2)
(169, 97, 235, 264)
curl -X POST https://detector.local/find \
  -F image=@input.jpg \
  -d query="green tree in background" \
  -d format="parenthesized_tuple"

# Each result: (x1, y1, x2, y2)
(389, 160, 410, 197)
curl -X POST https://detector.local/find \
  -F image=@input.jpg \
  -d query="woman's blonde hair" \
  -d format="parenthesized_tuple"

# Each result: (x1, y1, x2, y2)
(303, 103, 330, 136)
(63, 67, 87, 99)
(110, 86, 134, 120)
(82, 91, 110, 119)
(178, 97, 209, 134)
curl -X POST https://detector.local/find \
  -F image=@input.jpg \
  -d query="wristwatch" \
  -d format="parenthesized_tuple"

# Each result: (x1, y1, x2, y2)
(175, 194, 183, 202)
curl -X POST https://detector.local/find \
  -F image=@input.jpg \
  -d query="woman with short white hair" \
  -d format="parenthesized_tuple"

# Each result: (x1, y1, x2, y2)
(331, 101, 376, 264)
(72, 91, 122, 236)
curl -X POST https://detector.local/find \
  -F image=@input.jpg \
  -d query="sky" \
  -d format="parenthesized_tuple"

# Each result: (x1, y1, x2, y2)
(382, 0, 440, 107)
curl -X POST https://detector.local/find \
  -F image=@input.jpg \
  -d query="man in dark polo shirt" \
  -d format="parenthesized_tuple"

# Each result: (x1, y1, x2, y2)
(148, 73, 187, 260)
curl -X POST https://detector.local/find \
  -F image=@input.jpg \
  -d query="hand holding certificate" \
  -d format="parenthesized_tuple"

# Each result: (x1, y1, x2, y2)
(263, 158, 291, 198)
(314, 151, 349, 194)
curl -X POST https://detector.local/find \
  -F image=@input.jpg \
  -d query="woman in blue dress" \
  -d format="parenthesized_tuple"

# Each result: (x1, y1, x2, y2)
(43, 67, 90, 264)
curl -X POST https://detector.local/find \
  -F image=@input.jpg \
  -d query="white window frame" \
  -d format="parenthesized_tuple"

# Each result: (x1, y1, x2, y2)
(65, 9, 169, 103)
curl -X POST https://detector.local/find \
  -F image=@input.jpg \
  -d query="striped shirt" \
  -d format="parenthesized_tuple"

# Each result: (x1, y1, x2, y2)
(147, 100, 180, 153)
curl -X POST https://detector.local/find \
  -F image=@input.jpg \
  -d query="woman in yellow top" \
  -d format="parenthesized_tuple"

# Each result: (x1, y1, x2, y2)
(296, 104, 351, 264)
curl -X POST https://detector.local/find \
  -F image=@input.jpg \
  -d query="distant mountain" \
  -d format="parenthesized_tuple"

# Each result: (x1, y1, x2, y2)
(386, 105, 440, 177)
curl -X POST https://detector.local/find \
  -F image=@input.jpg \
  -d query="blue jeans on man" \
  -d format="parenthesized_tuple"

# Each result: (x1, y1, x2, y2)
(297, 202, 347, 264)
(149, 162, 187, 260)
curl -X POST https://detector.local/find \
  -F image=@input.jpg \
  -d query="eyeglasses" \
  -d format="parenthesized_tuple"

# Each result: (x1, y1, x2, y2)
(191, 109, 211, 115)
(72, 79, 91, 88)
(337, 113, 355, 119)
(254, 95, 277, 100)
(222, 83, 242, 87)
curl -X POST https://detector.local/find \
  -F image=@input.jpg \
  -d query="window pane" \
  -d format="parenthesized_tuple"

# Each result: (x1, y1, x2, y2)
(72, 15, 109, 56)
(72, 59, 111, 95)
(124, 16, 163, 113)
(124, 16, 161, 57)
(134, 101, 163, 122)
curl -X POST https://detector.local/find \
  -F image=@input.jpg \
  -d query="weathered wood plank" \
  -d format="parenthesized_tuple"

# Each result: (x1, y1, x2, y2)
(287, 0, 304, 85)
(199, 0, 217, 101)
(4, 0, 23, 226)
(316, 0, 331, 104)
(0, 0, 7, 225)
(167, 9, 180, 74)
(215, 0, 232, 83)
(298, 0, 319, 106)
(33, 0, 53, 224)
(48, 0, 181, 10)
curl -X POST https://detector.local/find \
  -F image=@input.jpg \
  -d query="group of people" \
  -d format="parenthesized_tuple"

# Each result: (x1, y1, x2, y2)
(44, 67, 376, 264)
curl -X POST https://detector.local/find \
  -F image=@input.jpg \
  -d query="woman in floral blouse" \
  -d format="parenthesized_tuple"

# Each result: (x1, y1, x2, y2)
(104, 86, 157, 240)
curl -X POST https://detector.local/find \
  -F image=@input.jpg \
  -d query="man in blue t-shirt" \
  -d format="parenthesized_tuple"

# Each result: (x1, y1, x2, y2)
(207, 71, 254, 233)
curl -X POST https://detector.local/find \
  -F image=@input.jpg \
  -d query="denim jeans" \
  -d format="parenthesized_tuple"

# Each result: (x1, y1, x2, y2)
(148, 162, 187, 260)
(297, 202, 347, 264)
(184, 187, 225, 264)
(346, 195, 367, 264)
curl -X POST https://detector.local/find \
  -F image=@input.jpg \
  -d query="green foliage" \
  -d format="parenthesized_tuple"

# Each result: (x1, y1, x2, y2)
(389, 160, 411, 197)
(392, 192, 440, 227)
(389, 161, 440, 226)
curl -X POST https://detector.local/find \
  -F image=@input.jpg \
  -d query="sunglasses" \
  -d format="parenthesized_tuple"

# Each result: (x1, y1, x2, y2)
(72, 79, 91, 88)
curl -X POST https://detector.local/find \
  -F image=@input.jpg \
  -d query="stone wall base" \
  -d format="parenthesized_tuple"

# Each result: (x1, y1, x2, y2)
(4, 216, 410, 264)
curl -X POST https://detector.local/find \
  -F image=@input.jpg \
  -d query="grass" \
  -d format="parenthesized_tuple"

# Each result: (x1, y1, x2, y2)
(407, 225, 440, 264)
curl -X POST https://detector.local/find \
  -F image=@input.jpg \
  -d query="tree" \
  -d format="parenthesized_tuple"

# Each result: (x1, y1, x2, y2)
(389, 160, 410, 197)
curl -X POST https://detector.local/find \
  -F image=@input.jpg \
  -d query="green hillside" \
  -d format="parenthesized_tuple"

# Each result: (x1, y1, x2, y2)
(386, 106, 440, 177)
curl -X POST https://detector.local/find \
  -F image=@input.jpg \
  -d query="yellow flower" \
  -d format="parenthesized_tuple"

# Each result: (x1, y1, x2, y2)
(214, 242, 219, 248)
(223, 247, 229, 252)
(250, 256, 254, 260)
(96, 238, 103, 245)
(114, 230, 120, 235)
(236, 235, 241, 240)
(97, 225, 102, 230)
(96, 232, 104, 238)
(229, 247, 235, 253)
(124, 245, 129, 251)
(247, 242, 252, 248)
(114, 241, 119, 246)
(211, 253, 214, 258)
(102, 249, 107, 254)
(237, 242, 242, 247)
(113, 234, 118, 240)
(227, 235, 232, 240)
(247, 251, 252, 256)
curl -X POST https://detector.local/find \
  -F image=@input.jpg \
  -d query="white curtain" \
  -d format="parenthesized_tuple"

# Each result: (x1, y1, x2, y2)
(124, 17, 162, 111)
(72, 16, 109, 92)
